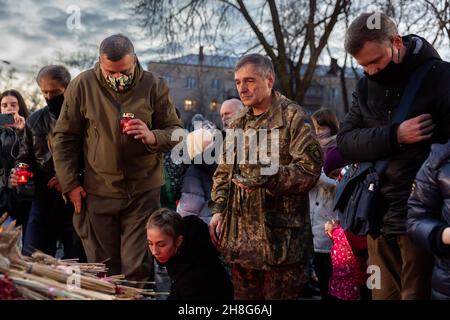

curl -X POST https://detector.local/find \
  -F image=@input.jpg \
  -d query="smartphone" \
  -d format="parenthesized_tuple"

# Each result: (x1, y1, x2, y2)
(0, 113, 15, 126)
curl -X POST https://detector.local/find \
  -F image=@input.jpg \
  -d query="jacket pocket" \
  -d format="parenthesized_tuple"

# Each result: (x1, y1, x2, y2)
(263, 195, 309, 265)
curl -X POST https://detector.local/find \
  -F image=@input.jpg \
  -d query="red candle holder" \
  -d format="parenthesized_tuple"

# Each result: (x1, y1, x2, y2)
(15, 163, 33, 186)
(120, 112, 134, 134)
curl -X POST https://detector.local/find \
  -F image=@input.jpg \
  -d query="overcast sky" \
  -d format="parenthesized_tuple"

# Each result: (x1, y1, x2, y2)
(0, 0, 163, 74)
(0, 0, 448, 76)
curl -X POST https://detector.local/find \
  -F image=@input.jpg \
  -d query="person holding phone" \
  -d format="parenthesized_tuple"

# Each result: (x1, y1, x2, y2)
(0, 89, 31, 233)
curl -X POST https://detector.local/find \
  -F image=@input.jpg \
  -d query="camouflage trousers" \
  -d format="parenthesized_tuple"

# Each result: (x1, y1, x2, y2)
(231, 263, 307, 300)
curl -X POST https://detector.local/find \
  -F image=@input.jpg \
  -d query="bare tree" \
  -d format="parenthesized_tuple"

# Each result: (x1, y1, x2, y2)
(55, 44, 98, 72)
(425, 0, 450, 42)
(129, 0, 351, 104)
(366, 0, 450, 48)
(0, 65, 44, 111)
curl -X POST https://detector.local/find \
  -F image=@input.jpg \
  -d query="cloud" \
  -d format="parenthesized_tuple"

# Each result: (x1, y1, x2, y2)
(0, 0, 143, 72)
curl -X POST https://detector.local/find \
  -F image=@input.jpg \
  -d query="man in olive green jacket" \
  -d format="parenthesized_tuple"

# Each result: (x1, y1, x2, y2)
(209, 54, 322, 299)
(52, 34, 182, 281)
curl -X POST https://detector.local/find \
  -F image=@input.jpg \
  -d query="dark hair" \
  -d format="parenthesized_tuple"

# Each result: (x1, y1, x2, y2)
(234, 53, 275, 79)
(311, 108, 339, 136)
(345, 12, 398, 55)
(0, 89, 30, 118)
(99, 34, 135, 62)
(146, 208, 184, 240)
(36, 65, 71, 88)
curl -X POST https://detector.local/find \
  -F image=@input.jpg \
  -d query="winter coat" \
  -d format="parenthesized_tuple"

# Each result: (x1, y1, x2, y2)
(309, 172, 338, 253)
(337, 35, 450, 235)
(407, 140, 450, 299)
(17, 106, 59, 187)
(177, 163, 216, 224)
(52, 61, 182, 198)
(162, 215, 234, 300)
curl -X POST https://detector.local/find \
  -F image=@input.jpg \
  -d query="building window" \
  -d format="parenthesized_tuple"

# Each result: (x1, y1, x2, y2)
(162, 75, 173, 85)
(306, 86, 322, 98)
(211, 79, 221, 90)
(210, 100, 218, 110)
(184, 99, 196, 111)
(186, 77, 197, 89)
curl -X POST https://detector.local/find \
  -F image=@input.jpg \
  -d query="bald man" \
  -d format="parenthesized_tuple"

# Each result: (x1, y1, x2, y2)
(220, 99, 243, 129)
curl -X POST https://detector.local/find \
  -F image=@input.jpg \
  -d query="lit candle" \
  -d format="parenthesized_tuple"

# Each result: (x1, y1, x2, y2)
(120, 112, 135, 134)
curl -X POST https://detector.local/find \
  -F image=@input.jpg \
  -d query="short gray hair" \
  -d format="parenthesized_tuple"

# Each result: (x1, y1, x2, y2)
(234, 54, 275, 79)
(345, 12, 398, 55)
(36, 65, 71, 88)
(99, 34, 135, 62)
(221, 98, 243, 110)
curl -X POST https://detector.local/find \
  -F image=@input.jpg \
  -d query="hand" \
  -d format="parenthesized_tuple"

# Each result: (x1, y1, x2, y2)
(124, 119, 156, 146)
(324, 221, 333, 237)
(397, 114, 434, 144)
(67, 185, 87, 214)
(209, 213, 223, 247)
(9, 168, 18, 187)
(442, 227, 450, 245)
(47, 177, 62, 192)
(13, 113, 25, 130)
(324, 220, 337, 238)
(232, 178, 256, 192)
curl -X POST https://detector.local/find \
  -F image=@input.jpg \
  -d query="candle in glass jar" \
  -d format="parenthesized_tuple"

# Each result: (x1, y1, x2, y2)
(120, 112, 135, 134)
(15, 163, 33, 186)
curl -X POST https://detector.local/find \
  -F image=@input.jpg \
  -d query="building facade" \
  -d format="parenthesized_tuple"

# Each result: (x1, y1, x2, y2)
(148, 52, 359, 129)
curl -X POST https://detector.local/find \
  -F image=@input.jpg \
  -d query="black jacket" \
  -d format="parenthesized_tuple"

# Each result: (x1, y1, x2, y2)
(16, 106, 58, 187)
(0, 126, 32, 220)
(337, 35, 450, 235)
(407, 140, 450, 299)
(0, 127, 21, 211)
(162, 215, 234, 300)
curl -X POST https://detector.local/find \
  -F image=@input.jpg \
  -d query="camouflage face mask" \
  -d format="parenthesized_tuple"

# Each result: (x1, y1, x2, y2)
(105, 73, 134, 92)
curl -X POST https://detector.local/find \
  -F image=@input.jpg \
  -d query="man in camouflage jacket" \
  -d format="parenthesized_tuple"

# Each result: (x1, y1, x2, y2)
(209, 54, 322, 300)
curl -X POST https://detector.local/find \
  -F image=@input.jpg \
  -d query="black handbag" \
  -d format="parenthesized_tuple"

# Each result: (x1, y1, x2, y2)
(333, 60, 435, 236)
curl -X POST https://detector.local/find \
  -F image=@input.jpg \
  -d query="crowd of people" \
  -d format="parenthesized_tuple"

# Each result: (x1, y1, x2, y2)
(1, 12, 450, 300)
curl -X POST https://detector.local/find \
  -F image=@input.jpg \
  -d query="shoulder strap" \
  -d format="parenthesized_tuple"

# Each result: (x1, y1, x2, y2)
(392, 60, 435, 124)
(375, 59, 435, 173)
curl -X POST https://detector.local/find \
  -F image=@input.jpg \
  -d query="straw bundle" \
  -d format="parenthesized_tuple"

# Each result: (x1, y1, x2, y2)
(0, 215, 150, 300)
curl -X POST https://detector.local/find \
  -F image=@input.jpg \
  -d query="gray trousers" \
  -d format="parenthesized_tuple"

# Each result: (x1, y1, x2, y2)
(73, 188, 160, 282)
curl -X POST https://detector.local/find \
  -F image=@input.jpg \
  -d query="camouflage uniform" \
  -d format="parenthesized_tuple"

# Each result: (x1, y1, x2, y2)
(210, 91, 322, 299)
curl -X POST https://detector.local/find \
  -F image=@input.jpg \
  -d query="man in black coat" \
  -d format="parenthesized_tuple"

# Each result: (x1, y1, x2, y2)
(337, 12, 450, 299)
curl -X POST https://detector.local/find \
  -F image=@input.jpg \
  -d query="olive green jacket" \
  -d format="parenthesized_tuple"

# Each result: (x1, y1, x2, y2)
(52, 61, 182, 198)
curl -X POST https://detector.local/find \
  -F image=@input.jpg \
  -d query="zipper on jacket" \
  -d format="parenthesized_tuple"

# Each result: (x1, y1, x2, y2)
(93, 125, 99, 163)
(119, 105, 132, 200)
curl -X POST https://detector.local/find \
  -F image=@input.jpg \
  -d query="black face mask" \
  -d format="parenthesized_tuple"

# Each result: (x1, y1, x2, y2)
(364, 45, 403, 85)
(46, 94, 64, 117)
(364, 61, 403, 84)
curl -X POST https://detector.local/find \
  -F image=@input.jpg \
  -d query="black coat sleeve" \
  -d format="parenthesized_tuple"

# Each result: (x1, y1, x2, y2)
(337, 85, 399, 163)
(16, 118, 35, 168)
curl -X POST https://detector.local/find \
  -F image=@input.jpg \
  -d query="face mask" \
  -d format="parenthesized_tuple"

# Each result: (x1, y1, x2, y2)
(364, 44, 402, 84)
(105, 73, 134, 92)
(46, 94, 64, 117)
